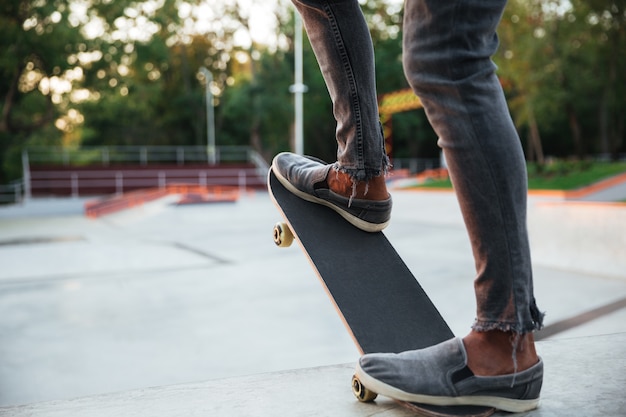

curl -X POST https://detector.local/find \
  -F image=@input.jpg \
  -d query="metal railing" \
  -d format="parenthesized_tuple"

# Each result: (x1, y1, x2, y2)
(4, 155, 439, 203)
(0, 181, 24, 204)
(25, 145, 268, 170)
(28, 168, 264, 198)
(391, 158, 441, 174)
(12, 146, 270, 200)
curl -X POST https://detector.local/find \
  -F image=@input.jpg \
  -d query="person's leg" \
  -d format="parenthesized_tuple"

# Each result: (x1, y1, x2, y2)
(356, 0, 544, 411)
(271, 0, 392, 232)
(291, 0, 390, 182)
(401, 0, 543, 365)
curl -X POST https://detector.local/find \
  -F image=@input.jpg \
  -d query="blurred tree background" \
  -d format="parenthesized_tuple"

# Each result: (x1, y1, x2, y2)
(1, 0, 624, 183)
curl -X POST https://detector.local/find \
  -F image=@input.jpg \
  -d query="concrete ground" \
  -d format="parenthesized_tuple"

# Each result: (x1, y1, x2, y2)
(0, 190, 624, 409)
(3, 333, 624, 417)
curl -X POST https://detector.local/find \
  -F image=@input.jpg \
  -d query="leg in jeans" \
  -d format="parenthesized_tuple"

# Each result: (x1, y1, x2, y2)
(401, 0, 543, 347)
(276, 0, 545, 410)
(357, 0, 544, 411)
(292, 0, 389, 181)
(271, 0, 391, 232)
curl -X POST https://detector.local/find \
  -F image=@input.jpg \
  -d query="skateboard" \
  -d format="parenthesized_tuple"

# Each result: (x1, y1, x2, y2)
(268, 169, 494, 417)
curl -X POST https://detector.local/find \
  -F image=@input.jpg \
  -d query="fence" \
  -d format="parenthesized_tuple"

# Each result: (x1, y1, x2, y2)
(1, 152, 440, 203)
(391, 157, 441, 174)
(25, 145, 266, 168)
(28, 167, 264, 198)
(3, 146, 270, 200)
(0, 182, 23, 204)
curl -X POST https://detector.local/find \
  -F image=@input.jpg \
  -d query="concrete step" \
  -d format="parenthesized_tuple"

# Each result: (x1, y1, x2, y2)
(2, 332, 624, 417)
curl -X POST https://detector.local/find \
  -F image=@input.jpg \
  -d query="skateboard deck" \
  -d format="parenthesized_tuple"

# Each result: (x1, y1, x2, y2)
(268, 170, 494, 417)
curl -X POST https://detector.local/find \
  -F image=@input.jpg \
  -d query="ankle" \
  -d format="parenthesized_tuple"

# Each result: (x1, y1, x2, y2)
(463, 330, 538, 377)
(326, 169, 389, 200)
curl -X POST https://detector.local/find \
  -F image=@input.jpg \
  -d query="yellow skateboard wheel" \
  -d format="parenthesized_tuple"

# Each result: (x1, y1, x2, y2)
(273, 222, 294, 247)
(352, 374, 377, 402)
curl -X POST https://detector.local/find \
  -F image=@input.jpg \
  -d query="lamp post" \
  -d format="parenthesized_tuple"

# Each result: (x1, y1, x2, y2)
(200, 67, 216, 165)
(289, 11, 307, 155)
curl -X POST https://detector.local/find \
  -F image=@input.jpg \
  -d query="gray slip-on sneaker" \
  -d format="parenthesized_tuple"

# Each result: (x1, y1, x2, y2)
(356, 337, 543, 413)
(271, 152, 392, 232)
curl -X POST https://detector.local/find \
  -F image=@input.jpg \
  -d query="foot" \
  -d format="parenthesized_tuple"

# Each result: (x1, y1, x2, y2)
(271, 152, 392, 232)
(326, 168, 390, 201)
(463, 330, 539, 376)
(355, 337, 543, 413)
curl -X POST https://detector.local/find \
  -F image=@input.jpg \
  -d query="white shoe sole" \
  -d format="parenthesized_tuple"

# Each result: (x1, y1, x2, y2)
(354, 362, 540, 413)
(272, 165, 389, 233)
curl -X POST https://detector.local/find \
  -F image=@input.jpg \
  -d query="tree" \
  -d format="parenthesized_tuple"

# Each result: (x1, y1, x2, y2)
(216, 44, 295, 159)
(76, 0, 243, 148)
(4, 0, 621, 188)
(496, 0, 626, 161)
(0, 0, 89, 180)
(366, 0, 440, 160)
(583, 0, 626, 159)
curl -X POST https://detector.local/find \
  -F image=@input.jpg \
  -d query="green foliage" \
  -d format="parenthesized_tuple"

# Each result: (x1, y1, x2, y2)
(527, 160, 626, 190)
(416, 161, 626, 191)
(497, 0, 626, 161)
(389, 111, 439, 159)
(1, 0, 624, 187)
(300, 37, 336, 162)
(0, 0, 80, 181)
(217, 47, 294, 157)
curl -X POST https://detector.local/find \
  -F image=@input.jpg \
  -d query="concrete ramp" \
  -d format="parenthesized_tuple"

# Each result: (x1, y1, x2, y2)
(566, 172, 626, 202)
(528, 199, 626, 279)
(2, 332, 624, 417)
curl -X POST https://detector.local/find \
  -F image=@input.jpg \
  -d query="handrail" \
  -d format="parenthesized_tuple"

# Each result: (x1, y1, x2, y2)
(29, 168, 262, 179)
(0, 181, 24, 204)
(24, 145, 263, 167)
(247, 148, 270, 175)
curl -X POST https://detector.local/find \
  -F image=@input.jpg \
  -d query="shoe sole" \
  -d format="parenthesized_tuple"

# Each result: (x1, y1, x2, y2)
(271, 164, 389, 233)
(355, 363, 540, 413)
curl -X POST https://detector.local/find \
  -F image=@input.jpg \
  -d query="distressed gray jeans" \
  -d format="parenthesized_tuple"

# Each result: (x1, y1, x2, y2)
(292, 0, 544, 334)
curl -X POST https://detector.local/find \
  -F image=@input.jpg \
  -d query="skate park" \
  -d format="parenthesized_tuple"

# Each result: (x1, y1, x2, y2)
(0, 172, 624, 416)
(3, 0, 626, 413)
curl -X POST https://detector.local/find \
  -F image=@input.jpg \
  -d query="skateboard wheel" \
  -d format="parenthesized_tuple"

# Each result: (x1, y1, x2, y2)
(273, 222, 294, 247)
(351, 375, 377, 402)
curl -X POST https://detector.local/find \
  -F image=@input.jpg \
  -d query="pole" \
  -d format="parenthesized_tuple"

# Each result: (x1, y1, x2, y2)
(200, 67, 217, 165)
(289, 11, 307, 155)
(21, 150, 31, 201)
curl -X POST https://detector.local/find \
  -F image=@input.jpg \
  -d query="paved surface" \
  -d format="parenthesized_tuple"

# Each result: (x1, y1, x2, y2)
(3, 332, 624, 417)
(0, 190, 625, 409)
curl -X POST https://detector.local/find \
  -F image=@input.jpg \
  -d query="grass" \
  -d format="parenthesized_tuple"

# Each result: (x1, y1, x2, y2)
(411, 161, 626, 191)
(416, 178, 453, 189)
(526, 161, 626, 190)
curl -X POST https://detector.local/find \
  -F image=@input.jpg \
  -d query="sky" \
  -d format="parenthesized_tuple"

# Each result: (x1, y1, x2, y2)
(71, 0, 286, 47)
(183, 0, 287, 48)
